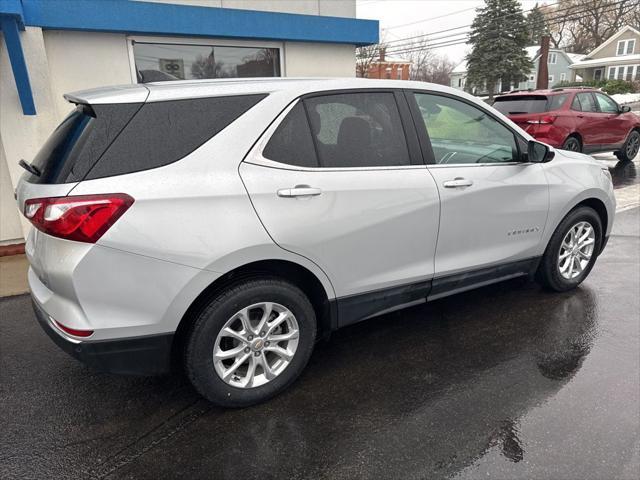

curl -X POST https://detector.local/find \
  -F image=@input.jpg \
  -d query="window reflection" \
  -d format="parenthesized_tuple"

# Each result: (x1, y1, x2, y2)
(133, 42, 280, 83)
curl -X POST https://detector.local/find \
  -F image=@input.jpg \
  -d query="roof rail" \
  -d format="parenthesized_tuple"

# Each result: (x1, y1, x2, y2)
(551, 86, 596, 92)
(506, 88, 535, 94)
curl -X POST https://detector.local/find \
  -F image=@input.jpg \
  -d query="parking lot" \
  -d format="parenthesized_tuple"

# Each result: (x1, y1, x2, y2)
(1, 156, 639, 480)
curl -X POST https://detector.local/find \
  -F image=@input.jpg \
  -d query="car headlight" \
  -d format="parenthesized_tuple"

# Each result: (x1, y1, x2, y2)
(601, 167, 612, 183)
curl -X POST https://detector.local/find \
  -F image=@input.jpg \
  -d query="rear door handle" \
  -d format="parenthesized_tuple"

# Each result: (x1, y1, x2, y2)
(443, 178, 473, 188)
(277, 186, 322, 197)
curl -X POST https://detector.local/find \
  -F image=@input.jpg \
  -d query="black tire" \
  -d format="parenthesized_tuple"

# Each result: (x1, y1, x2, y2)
(536, 206, 602, 292)
(184, 278, 316, 407)
(562, 135, 582, 152)
(616, 130, 640, 162)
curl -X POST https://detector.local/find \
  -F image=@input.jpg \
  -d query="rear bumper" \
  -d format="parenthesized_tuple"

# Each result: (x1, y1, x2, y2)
(32, 298, 173, 375)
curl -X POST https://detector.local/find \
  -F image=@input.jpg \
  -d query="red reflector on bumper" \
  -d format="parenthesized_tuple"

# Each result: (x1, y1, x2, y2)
(54, 320, 94, 338)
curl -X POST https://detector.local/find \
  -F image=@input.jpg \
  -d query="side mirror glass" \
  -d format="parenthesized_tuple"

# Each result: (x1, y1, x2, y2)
(528, 140, 555, 163)
(620, 105, 631, 113)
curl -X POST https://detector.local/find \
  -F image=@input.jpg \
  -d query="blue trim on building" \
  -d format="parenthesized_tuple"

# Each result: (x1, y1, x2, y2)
(0, 15, 36, 115)
(1, 0, 378, 116)
(20, 0, 378, 46)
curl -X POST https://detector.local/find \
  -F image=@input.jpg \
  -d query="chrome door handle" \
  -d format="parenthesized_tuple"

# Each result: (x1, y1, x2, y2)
(443, 178, 473, 188)
(277, 186, 322, 197)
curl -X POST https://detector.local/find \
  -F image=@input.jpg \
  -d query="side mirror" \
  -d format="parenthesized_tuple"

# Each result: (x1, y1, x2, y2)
(620, 105, 631, 113)
(528, 140, 555, 163)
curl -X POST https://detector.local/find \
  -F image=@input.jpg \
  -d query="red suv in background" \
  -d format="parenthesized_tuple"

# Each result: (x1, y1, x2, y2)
(493, 88, 640, 161)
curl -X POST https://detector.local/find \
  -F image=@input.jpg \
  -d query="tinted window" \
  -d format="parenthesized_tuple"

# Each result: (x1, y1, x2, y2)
(548, 94, 569, 110)
(493, 95, 548, 114)
(414, 93, 518, 164)
(133, 42, 280, 82)
(28, 103, 142, 184)
(594, 93, 619, 113)
(304, 93, 410, 168)
(86, 94, 266, 180)
(263, 103, 318, 168)
(576, 93, 598, 112)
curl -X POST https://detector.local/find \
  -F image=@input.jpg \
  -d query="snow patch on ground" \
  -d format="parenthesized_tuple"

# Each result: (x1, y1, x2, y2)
(611, 93, 640, 105)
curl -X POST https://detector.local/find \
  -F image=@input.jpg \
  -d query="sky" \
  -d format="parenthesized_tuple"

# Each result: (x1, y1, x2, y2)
(356, 0, 543, 67)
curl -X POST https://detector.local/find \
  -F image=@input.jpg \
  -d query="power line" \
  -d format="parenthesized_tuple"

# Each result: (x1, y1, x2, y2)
(382, 6, 478, 30)
(381, 0, 630, 56)
(381, 1, 560, 47)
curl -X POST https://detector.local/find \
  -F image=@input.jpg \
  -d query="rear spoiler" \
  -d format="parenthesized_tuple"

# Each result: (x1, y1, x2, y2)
(63, 84, 149, 106)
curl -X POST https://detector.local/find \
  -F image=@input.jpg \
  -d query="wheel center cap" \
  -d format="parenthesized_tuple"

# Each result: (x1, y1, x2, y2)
(252, 339, 264, 351)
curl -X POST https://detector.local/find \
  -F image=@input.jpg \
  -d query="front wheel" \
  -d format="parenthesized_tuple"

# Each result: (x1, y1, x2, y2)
(184, 278, 316, 407)
(615, 130, 640, 162)
(536, 206, 602, 292)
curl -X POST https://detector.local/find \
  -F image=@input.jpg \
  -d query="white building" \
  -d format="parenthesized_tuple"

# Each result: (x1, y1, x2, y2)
(0, 0, 377, 248)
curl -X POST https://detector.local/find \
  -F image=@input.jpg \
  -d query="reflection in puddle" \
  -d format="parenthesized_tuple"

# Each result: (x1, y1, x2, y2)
(150, 283, 601, 479)
(609, 159, 637, 188)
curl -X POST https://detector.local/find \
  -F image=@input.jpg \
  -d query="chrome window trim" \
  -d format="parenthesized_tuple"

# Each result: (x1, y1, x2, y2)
(245, 99, 427, 172)
(427, 162, 528, 169)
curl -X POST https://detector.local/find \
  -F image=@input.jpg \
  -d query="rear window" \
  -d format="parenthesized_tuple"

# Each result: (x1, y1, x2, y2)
(28, 103, 142, 184)
(27, 94, 266, 184)
(493, 94, 569, 115)
(493, 95, 550, 115)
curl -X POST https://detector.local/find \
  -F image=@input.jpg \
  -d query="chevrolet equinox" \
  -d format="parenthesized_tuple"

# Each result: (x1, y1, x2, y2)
(17, 79, 616, 407)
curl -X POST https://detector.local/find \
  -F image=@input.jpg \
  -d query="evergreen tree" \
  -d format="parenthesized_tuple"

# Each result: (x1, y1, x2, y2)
(527, 4, 547, 44)
(466, 0, 532, 99)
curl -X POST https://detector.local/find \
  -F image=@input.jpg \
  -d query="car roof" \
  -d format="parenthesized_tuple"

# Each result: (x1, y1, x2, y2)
(496, 87, 597, 98)
(64, 77, 466, 105)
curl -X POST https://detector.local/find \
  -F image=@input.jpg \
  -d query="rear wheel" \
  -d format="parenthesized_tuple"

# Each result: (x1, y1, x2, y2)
(615, 130, 640, 162)
(184, 278, 316, 407)
(562, 135, 582, 152)
(536, 206, 602, 292)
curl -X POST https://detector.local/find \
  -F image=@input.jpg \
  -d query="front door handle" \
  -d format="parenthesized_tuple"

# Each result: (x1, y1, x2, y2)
(277, 185, 322, 197)
(443, 178, 473, 188)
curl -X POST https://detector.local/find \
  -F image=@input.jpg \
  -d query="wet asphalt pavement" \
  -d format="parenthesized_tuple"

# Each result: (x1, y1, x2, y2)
(1, 175, 639, 480)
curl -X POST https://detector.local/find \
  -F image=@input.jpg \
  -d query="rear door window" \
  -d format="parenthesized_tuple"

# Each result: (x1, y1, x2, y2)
(303, 92, 411, 168)
(575, 93, 598, 112)
(263, 102, 318, 168)
(492, 96, 548, 114)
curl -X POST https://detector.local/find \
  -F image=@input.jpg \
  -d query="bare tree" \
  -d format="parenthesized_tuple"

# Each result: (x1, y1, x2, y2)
(356, 43, 383, 78)
(544, 0, 640, 53)
(400, 37, 435, 81)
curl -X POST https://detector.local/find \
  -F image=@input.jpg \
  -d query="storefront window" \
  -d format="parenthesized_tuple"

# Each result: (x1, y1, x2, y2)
(133, 42, 281, 82)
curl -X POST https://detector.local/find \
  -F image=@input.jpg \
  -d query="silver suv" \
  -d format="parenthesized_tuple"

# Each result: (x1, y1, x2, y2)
(17, 79, 615, 407)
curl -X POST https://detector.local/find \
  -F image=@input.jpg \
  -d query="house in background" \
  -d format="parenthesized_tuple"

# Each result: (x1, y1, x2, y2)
(570, 25, 640, 82)
(516, 48, 585, 89)
(450, 46, 583, 93)
(365, 48, 411, 80)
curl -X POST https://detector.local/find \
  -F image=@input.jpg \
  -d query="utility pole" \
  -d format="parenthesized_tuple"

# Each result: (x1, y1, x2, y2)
(536, 35, 550, 90)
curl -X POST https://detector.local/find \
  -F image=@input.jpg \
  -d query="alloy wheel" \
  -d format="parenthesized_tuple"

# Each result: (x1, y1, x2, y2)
(563, 138, 580, 151)
(557, 221, 596, 280)
(626, 132, 639, 160)
(213, 302, 300, 388)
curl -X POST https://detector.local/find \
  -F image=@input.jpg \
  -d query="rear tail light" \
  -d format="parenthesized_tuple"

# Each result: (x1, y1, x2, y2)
(527, 115, 557, 124)
(53, 320, 94, 338)
(24, 193, 134, 243)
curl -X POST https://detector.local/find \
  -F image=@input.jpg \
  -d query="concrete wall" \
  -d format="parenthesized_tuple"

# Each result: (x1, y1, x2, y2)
(0, 0, 358, 243)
